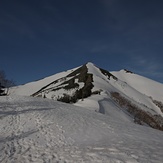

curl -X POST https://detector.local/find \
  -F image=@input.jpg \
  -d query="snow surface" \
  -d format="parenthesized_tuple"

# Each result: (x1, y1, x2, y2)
(86, 63, 163, 117)
(9, 62, 163, 117)
(111, 70, 163, 103)
(8, 62, 163, 117)
(87, 62, 116, 92)
(9, 67, 80, 96)
(0, 95, 163, 163)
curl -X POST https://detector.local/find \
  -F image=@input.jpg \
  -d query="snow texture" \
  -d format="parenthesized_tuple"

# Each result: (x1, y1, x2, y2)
(0, 95, 163, 163)
(111, 70, 163, 103)
(3, 62, 163, 162)
(9, 62, 163, 118)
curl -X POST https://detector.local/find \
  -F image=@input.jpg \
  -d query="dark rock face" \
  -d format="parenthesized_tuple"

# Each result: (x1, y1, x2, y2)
(124, 69, 134, 74)
(99, 68, 117, 80)
(32, 64, 94, 103)
(0, 83, 6, 96)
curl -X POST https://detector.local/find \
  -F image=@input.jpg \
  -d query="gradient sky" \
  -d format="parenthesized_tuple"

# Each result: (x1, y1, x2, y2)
(0, 0, 163, 85)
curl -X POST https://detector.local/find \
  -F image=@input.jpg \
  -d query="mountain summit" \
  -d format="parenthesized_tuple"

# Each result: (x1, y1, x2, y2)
(9, 62, 117, 101)
(1, 62, 163, 162)
(9, 62, 163, 130)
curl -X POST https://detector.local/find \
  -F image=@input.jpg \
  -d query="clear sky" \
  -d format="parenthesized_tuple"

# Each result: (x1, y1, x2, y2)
(0, 0, 163, 85)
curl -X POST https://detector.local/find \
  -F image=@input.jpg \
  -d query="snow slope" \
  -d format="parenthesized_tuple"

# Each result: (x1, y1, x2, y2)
(9, 67, 80, 96)
(86, 63, 163, 117)
(8, 62, 163, 126)
(112, 70, 163, 103)
(87, 62, 116, 92)
(0, 95, 163, 163)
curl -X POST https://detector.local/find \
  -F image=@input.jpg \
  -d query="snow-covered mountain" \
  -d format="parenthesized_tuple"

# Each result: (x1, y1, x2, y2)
(9, 62, 163, 131)
(1, 62, 163, 162)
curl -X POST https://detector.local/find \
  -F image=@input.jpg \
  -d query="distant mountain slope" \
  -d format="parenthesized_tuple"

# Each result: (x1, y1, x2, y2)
(8, 62, 163, 131)
(111, 69, 163, 103)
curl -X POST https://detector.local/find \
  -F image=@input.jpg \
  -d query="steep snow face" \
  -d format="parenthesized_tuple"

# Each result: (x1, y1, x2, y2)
(86, 62, 116, 92)
(87, 62, 105, 79)
(111, 70, 163, 103)
(0, 96, 163, 163)
(86, 63, 163, 117)
(109, 77, 163, 116)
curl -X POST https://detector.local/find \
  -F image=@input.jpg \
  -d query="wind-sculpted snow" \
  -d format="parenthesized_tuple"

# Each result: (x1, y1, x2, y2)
(0, 96, 163, 163)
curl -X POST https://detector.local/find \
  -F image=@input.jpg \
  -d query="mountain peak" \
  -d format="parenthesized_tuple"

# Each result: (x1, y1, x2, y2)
(86, 62, 95, 66)
(10, 62, 116, 102)
(84, 62, 96, 69)
(9, 62, 163, 131)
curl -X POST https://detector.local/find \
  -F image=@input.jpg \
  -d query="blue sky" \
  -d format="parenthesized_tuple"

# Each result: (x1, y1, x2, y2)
(0, 0, 163, 84)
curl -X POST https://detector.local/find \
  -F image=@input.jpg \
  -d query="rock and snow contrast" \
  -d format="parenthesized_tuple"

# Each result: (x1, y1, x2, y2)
(1, 62, 163, 162)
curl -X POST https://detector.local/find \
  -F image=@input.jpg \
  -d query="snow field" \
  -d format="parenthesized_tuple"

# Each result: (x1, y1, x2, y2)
(0, 96, 163, 163)
(2, 62, 163, 162)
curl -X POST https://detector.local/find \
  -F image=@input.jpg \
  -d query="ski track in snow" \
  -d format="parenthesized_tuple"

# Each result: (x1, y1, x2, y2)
(0, 96, 163, 163)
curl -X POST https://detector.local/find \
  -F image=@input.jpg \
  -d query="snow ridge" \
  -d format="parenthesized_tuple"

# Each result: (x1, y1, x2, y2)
(8, 62, 163, 129)
(1, 62, 163, 162)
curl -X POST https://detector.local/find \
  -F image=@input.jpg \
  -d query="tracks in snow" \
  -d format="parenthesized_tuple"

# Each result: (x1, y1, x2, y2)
(1, 96, 163, 163)
(33, 109, 67, 148)
(0, 105, 68, 163)
(0, 106, 26, 162)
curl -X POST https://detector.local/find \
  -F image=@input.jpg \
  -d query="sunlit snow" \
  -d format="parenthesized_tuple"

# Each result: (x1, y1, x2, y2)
(3, 62, 163, 162)
(0, 96, 163, 163)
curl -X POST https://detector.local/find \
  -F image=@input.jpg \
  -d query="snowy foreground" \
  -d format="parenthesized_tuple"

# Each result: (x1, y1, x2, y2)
(0, 96, 163, 163)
